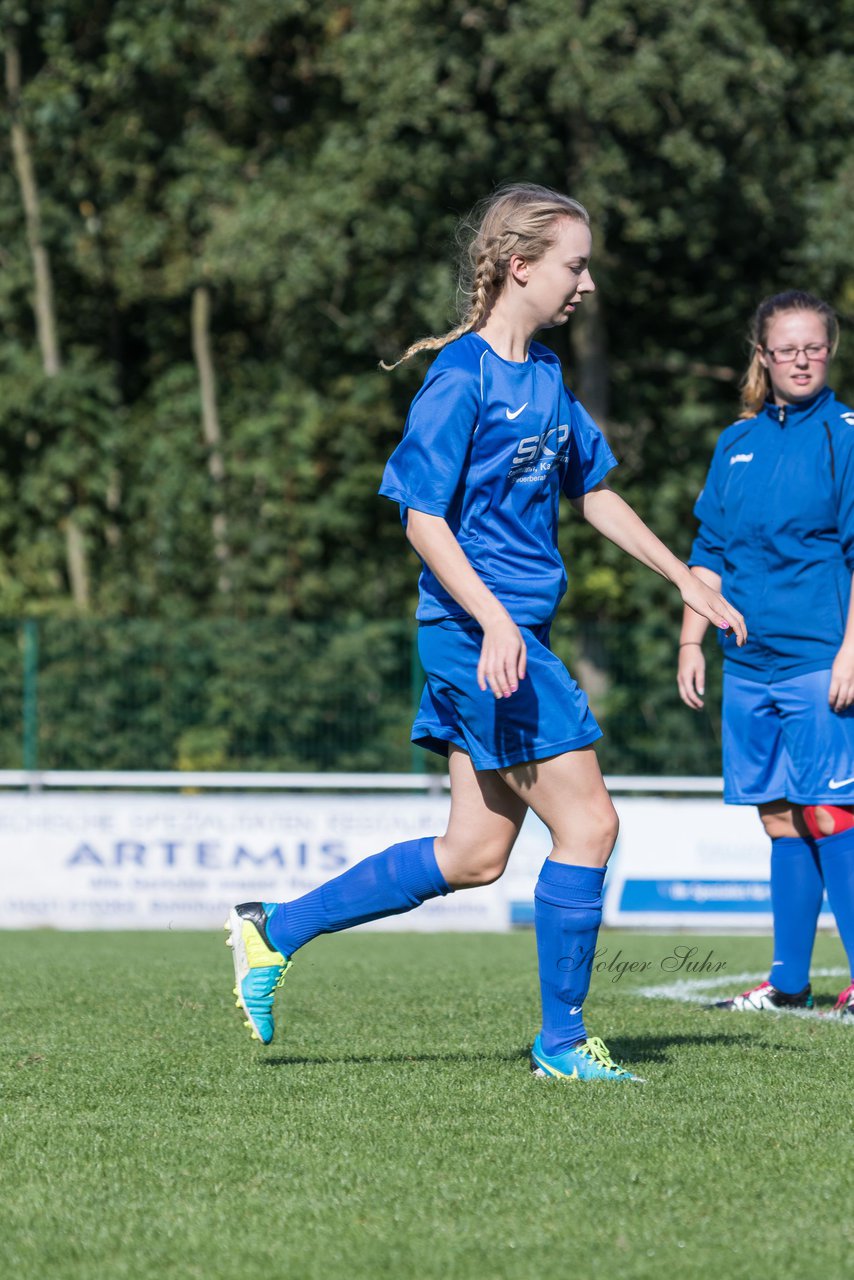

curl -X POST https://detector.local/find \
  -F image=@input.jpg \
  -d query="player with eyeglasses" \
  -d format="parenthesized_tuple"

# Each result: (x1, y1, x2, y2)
(678, 290, 854, 1018)
(765, 342, 830, 364)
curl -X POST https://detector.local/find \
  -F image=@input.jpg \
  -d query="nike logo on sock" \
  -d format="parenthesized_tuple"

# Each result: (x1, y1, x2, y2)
(505, 403, 528, 420)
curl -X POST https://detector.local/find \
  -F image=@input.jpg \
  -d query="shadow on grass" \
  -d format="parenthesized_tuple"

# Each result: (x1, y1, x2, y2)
(261, 1030, 795, 1069)
(610, 1029, 812, 1065)
(811, 994, 845, 1011)
(262, 1047, 531, 1068)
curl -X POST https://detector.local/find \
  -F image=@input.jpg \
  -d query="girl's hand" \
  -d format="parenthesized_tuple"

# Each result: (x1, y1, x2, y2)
(677, 643, 706, 710)
(478, 616, 527, 699)
(680, 577, 747, 647)
(829, 645, 854, 712)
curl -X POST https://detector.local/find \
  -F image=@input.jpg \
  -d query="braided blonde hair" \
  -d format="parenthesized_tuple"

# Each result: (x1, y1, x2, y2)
(739, 290, 839, 418)
(381, 183, 590, 370)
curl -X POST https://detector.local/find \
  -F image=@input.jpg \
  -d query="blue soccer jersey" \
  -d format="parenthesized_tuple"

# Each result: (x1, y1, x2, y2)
(379, 332, 617, 623)
(690, 386, 854, 682)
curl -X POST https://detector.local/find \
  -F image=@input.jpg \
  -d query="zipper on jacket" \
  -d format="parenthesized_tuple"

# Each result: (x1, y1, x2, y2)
(777, 405, 787, 425)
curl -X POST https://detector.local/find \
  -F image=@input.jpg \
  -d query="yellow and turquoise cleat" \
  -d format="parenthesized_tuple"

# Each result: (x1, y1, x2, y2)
(225, 902, 291, 1044)
(531, 1034, 644, 1082)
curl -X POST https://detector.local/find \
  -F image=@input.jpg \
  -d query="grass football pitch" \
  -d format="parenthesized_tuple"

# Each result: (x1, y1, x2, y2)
(1, 929, 851, 1279)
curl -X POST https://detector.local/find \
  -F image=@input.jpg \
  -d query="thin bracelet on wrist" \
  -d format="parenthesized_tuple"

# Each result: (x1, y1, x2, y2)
(678, 642, 702, 648)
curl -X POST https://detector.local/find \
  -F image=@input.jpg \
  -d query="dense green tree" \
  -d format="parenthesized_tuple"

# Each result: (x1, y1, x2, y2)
(0, 0, 851, 767)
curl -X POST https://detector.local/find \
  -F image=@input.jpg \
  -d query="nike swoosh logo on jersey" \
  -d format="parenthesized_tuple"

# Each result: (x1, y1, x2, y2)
(729, 452, 754, 465)
(505, 403, 528, 420)
(829, 776, 854, 789)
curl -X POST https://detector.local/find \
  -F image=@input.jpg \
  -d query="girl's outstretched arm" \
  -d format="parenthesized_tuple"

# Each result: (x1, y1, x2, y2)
(677, 566, 721, 710)
(570, 483, 747, 647)
(406, 510, 527, 699)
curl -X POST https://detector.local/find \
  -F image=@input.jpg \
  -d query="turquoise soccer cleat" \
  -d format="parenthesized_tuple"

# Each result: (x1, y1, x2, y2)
(531, 1033, 644, 1082)
(225, 902, 291, 1044)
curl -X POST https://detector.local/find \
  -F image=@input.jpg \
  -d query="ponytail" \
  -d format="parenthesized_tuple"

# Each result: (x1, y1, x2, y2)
(739, 349, 771, 419)
(381, 184, 589, 370)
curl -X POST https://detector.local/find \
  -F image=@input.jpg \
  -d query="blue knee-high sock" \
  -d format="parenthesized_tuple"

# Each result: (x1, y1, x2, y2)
(535, 859, 605, 1056)
(816, 826, 854, 974)
(265, 836, 450, 956)
(769, 836, 824, 994)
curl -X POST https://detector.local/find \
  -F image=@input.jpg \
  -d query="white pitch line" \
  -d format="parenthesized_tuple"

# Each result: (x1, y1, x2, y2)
(636, 967, 851, 1023)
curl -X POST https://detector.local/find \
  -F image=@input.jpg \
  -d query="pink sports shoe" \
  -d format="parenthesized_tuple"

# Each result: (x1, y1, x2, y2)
(831, 981, 854, 1018)
(712, 980, 813, 1012)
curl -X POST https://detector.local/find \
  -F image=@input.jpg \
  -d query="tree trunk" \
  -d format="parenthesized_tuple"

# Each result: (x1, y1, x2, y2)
(64, 516, 90, 608)
(191, 284, 231, 594)
(569, 289, 610, 425)
(564, 107, 610, 426)
(6, 36, 91, 609)
(5, 41, 60, 377)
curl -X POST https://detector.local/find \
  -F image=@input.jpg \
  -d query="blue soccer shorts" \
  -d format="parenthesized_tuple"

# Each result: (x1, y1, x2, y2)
(722, 668, 854, 806)
(412, 619, 602, 770)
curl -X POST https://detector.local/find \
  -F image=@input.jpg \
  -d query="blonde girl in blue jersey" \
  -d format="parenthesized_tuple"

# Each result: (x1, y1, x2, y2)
(227, 183, 746, 1080)
(680, 291, 854, 1018)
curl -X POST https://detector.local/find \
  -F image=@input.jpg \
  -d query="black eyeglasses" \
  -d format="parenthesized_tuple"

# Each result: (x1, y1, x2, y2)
(763, 344, 830, 365)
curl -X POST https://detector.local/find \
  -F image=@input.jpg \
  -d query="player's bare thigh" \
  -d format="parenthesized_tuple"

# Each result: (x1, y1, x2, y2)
(758, 799, 811, 840)
(434, 745, 528, 889)
(499, 745, 618, 867)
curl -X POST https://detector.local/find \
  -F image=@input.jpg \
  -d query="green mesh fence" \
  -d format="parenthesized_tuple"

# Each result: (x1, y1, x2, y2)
(0, 618, 723, 775)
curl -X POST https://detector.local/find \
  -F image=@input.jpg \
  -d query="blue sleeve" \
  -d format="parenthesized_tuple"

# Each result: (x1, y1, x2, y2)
(689, 447, 726, 574)
(378, 366, 479, 518)
(561, 395, 618, 499)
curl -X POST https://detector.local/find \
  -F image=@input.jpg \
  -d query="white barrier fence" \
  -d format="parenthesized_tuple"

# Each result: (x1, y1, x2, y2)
(0, 773, 831, 931)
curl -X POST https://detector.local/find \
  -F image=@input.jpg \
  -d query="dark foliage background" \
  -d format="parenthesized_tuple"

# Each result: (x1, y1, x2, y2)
(1, 1, 852, 769)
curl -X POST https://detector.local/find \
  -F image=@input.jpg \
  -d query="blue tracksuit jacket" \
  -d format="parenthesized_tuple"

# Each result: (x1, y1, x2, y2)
(689, 386, 854, 682)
